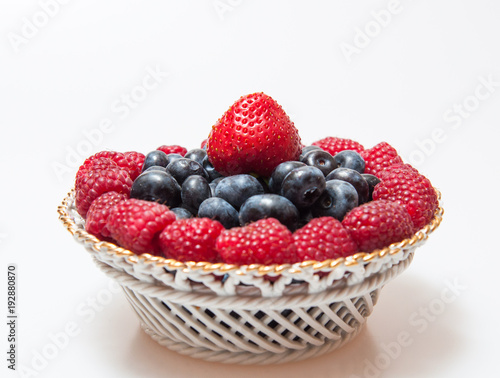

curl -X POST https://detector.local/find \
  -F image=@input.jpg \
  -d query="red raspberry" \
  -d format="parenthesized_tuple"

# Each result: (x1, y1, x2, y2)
(293, 217, 358, 261)
(373, 165, 438, 230)
(206, 92, 302, 177)
(85, 191, 127, 240)
(79, 151, 141, 181)
(157, 145, 187, 156)
(158, 218, 224, 262)
(107, 199, 176, 255)
(342, 200, 414, 252)
(75, 166, 132, 218)
(123, 151, 145, 179)
(216, 218, 297, 265)
(360, 142, 403, 176)
(312, 137, 365, 156)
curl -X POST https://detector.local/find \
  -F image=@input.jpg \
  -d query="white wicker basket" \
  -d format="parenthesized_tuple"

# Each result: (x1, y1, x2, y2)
(58, 190, 443, 364)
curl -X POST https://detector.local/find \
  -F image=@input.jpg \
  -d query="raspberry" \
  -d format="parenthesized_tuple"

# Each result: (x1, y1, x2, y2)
(157, 145, 187, 156)
(360, 142, 403, 176)
(342, 200, 414, 252)
(373, 165, 438, 230)
(75, 157, 117, 185)
(75, 166, 132, 218)
(85, 191, 127, 240)
(293, 217, 358, 261)
(107, 199, 176, 255)
(216, 218, 297, 265)
(79, 151, 141, 181)
(312, 137, 365, 156)
(158, 218, 224, 262)
(123, 151, 145, 179)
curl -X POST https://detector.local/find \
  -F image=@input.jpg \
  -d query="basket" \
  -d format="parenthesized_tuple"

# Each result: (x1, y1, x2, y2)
(58, 190, 443, 365)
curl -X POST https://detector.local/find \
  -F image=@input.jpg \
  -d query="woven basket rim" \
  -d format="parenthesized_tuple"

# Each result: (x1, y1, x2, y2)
(58, 189, 443, 275)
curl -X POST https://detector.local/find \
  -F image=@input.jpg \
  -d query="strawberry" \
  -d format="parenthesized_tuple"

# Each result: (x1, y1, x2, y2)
(206, 92, 302, 177)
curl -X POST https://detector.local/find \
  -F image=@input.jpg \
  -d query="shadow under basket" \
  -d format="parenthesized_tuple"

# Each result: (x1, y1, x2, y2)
(58, 190, 443, 365)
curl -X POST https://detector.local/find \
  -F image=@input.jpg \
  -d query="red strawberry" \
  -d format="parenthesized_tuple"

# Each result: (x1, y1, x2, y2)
(206, 93, 302, 177)
(373, 164, 438, 230)
(158, 218, 224, 262)
(293, 217, 358, 261)
(85, 191, 127, 240)
(216, 218, 297, 265)
(312, 137, 365, 156)
(75, 166, 132, 218)
(107, 199, 176, 255)
(360, 142, 403, 176)
(342, 200, 414, 252)
(157, 145, 187, 156)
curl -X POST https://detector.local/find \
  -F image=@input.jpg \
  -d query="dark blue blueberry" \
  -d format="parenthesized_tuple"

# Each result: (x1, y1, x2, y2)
(130, 170, 181, 207)
(311, 179, 358, 221)
(269, 161, 306, 194)
(144, 165, 166, 173)
(142, 150, 169, 171)
(166, 158, 208, 185)
(239, 194, 300, 231)
(326, 168, 369, 204)
(300, 150, 338, 176)
(181, 175, 211, 214)
(165, 153, 184, 166)
(202, 155, 224, 181)
(170, 207, 193, 220)
(333, 150, 365, 173)
(280, 166, 326, 208)
(184, 148, 207, 166)
(300, 145, 323, 160)
(362, 173, 381, 201)
(198, 197, 239, 229)
(214, 174, 264, 209)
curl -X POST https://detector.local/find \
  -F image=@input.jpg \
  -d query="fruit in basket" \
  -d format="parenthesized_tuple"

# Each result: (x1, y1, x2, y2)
(206, 92, 302, 176)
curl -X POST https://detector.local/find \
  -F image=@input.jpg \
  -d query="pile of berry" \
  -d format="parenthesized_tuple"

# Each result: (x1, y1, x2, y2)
(74, 93, 438, 266)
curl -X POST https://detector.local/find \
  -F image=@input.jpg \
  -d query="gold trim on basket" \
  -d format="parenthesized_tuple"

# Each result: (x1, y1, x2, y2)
(58, 189, 444, 275)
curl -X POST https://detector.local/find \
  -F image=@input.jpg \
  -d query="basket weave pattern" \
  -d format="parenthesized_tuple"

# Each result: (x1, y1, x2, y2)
(58, 190, 442, 364)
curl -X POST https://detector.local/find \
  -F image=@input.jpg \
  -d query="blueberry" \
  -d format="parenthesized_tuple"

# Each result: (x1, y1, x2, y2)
(144, 165, 166, 173)
(165, 153, 184, 166)
(214, 174, 265, 210)
(362, 173, 381, 202)
(326, 168, 369, 204)
(171, 207, 193, 220)
(142, 150, 169, 171)
(333, 150, 365, 173)
(239, 194, 300, 231)
(311, 179, 358, 221)
(130, 170, 181, 208)
(166, 158, 208, 185)
(198, 197, 239, 229)
(181, 175, 211, 214)
(300, 150, 338, 176)
(300, 145, 323, 160)
(202, 155, 224, 181)
(281, 166, 326, 208)
(269, 161, 306, 194)
(184, 148, 207, 166)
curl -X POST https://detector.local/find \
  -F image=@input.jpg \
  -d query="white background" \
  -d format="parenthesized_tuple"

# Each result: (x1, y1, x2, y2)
(1, 0, 499, 377)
